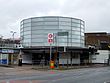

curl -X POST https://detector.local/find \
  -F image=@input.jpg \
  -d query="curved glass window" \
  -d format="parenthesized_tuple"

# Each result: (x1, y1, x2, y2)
(44, 17, 58, 21)
(20, 16, 85, 47)
(24, 23, 31, 27)
(32, 38, 44, 42)
(31, 17, 44, 22)
(72, 19, 80, 23)
(24, 27, 31, 31)
(44, 22, 58, 25)
(59, 17, 71, 22)
(31, 22, 44, 26)
(24, 31, 31, 35)
(32, 34, 44, 38)
(59, 22, 71, 26)
(23, 19, 31, 23)
(72, 27, 80, 31)
(24, 35, 31, 39)
(43, 26, 59, 29)
(72, 23, 80, 27)
(59, 26, 71, 29)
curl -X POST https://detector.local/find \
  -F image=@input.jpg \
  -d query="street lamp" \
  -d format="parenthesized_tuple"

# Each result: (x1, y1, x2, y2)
(0, 36, 3, 47)
(10, 31, 16, 48)
(10, 31, 16, 65)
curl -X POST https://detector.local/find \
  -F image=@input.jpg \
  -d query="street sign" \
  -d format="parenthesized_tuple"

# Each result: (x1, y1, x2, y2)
(48, 33, 54, 43)
(57, 32, 68, 36)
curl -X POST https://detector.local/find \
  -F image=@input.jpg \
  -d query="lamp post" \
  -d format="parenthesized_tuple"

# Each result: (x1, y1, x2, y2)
(0, 36, 3, 47)
(10, 31, 16, 65)
(10, 31, 16, 48)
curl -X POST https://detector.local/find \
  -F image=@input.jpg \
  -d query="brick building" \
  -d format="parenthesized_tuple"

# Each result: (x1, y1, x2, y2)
(85, 32, 110, 50)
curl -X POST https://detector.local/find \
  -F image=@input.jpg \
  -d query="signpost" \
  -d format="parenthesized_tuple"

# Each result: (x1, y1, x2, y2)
(48, 33, 54, 68)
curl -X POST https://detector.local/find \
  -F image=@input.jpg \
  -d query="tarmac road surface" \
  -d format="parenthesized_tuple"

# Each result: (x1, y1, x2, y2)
(0, 66, 110, 83)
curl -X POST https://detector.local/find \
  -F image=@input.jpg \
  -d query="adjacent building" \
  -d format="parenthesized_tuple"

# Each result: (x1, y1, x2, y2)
(85, 32, 110, 64)
(85, 32, 110, 50)
(0, 38, 20, 65)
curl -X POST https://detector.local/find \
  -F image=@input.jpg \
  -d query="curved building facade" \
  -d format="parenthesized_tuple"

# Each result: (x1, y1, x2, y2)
(20, 16, 85, 47)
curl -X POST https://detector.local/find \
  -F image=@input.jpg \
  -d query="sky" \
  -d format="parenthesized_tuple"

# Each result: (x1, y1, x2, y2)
(0, 0, 110, 39)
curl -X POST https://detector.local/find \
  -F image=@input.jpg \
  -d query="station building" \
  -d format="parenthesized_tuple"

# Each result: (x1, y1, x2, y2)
(20, 16, 89, 65)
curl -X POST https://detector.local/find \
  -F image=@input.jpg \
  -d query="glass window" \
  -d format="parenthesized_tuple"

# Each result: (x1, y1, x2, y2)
(32, 34, 44, 38)
(24, 31, 31, 35)
(72, 23, 80, 27)
(31, 17, 44, 22)
(72, 19, 80, 23)
(44, 22, 58, 25)
(59, 22, 71, 26)
(22, 42, 31, 47)
(72, 31, 80, 35)
(20, 31, 23, 36)
(72, 27, 80, 31)
(23, 19, 31, 23)
(81, 28, 84, 33)
(20, 21, 23, 25)
(72, 39, 80, 42)
(72, 35, 80, 39)
(31, 42, 43, 46)
(44, 17, 58, 21)
(32, 26, 43, 30)
(24, 23, 31, 27)
(58, 43, 67, 46)
(24, 27, 31, 31)
(72, 43, 80, 47)
(43, 25, 59, 29)
(20, 28, 23, 32)
(81, 36, 84, 40)
(81, 20, 84, 25)
(58, 38, 67, 43)
(59, 26, 71, 29)
(59, 17, 71, 22)
(32, 38, 44, 42)
(32, 29, 59, 35)
(31, 22, 44, 26)
(81, 32, 84, 36)
(24, 35, 31, 39)
(20, 24, 23, 28)
(81, 24, 84, 28)
(23, 38, 31, 43)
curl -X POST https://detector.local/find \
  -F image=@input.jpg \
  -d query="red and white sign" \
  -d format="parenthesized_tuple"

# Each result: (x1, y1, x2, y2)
(48, 33, 54, 43)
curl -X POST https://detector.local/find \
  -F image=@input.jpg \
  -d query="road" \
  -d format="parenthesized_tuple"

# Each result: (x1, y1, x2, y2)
(0, 66, 110, 83)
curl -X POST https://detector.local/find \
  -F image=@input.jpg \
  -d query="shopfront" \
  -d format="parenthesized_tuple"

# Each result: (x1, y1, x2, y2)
(0, 48, 19, 65)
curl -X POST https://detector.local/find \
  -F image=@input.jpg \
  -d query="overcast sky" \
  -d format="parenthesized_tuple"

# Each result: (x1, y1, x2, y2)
(0, 0, 110, 38)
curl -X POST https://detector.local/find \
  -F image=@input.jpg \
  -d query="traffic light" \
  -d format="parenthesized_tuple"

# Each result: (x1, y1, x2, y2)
(89, 47, 95, 54)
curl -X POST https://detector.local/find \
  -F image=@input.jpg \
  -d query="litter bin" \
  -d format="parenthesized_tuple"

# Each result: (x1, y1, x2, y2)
(18, 58, 22, 66)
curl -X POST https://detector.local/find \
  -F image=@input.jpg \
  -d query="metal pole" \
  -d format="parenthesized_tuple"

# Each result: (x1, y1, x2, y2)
(67, 34, 69, 68)
(10, 31, 16, 65)
(108, 50, 110, 65)
(50, 43, 52, 65)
